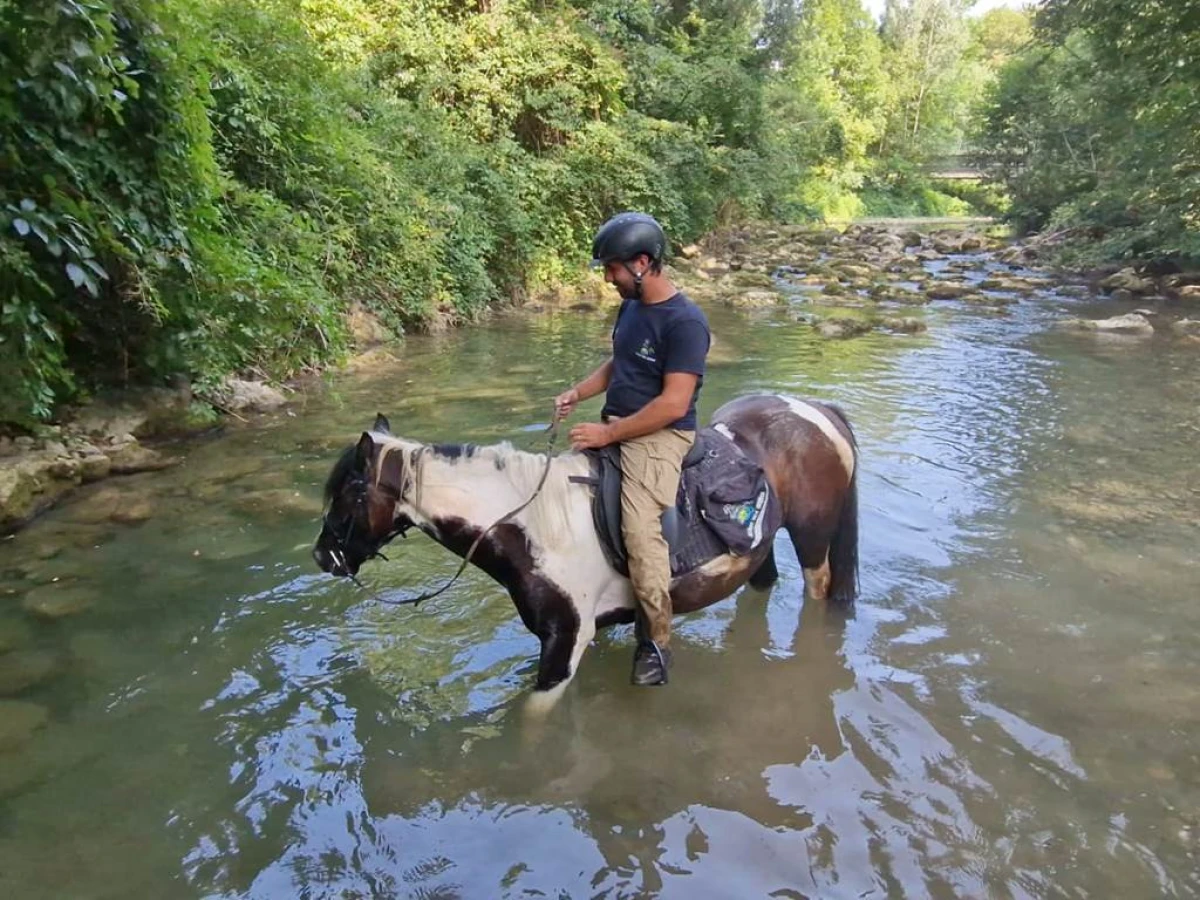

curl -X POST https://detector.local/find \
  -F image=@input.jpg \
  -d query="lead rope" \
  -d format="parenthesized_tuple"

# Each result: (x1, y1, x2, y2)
(369, 415, 561, 608)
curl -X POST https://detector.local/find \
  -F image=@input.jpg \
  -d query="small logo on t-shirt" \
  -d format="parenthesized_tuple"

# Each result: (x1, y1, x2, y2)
(636, 338, 657, 363)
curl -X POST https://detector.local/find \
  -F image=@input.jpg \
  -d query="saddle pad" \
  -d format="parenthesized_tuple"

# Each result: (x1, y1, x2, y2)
(578, 427, 781, 577)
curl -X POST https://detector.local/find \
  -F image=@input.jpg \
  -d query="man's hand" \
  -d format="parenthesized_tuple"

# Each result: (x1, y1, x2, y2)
(554, 387, 580, 422)
(569, 422, 613, 450)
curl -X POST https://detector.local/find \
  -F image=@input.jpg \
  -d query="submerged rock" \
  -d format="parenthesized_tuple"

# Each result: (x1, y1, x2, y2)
(1059, 313, 1155, 335)
(21, 582, 96, 620)
(1171, 319, 1200, 335)
(0, 648, 60, 696)
(880, 317, 928, 334)
(0, 616, 34, 654)
(0, 700, 49, 752)
(106, 443, 177, 475)
(815, 318, 874, 339)
(232, 489, 318, 520)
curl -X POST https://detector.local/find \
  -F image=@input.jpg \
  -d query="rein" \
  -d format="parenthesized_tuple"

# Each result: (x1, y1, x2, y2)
(364, 417, 561, 608)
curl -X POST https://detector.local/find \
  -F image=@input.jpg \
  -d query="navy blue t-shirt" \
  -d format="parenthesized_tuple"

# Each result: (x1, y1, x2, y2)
(602, 292, 710, 430)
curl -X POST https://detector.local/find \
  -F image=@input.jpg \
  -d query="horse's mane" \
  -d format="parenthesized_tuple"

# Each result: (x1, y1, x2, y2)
(325, 435, 586, 549)
(324, 444, 360, 504)
(466, 442, 585, 551)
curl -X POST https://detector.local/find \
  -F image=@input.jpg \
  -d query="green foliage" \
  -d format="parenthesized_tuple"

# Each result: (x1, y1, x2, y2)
(0, 0, 1029, 426)
(979, 0, 1200, 262)
(761, 0, 888, 219)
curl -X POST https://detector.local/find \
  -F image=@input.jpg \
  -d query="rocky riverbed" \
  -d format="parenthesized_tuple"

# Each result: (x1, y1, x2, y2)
(4, 222, 1198, 533)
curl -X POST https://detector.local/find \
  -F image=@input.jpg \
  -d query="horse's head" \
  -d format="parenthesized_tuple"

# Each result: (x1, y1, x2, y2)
(313, 414, 413, 577)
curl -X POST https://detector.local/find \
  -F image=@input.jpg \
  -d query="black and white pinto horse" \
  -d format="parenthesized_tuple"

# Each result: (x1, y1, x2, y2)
(314, 393, 859, 713)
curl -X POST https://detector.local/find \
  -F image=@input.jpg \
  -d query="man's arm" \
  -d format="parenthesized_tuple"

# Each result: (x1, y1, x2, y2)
(574, 357, 613, 402)
(555, 357, 613, 421)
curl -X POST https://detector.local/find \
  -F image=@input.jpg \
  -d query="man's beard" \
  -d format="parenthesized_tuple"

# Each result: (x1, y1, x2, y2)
(615, 280, 640, 300)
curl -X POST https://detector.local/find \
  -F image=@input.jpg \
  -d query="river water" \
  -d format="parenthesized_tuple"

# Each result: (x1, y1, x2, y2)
(1, 245, 1198, 898)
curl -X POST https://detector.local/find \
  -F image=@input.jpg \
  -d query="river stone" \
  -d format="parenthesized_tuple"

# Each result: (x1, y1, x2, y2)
(77, 452, 112, 483)
(979, 277, 1035, 293)
(1171, 319, 1200, 335)
(21, 583, 96, 620)
(833, 263, 877, 280)
(0, 456, 83, 530)
(815, 318, 874, 339)
(213, 378, 288, 413)
(724, 291, 782, 308)
(870, 286, 928, 305)
(0, 700, 49, 752)
(870, 233, 905, 253)
(881, 317, 927, 334)
(0, 648, 59, 696)
(1100, 267, 1155, 295)
(1060, 313, 1155, 335)
(926, 283, 971, 300)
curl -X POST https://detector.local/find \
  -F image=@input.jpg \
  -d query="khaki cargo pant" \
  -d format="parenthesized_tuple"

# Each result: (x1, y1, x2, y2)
(619, 428, 696, 647)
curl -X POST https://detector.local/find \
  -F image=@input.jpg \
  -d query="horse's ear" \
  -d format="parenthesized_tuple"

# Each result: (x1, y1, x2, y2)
(355, 432, 375, 472)
(373, 413, 391, 435)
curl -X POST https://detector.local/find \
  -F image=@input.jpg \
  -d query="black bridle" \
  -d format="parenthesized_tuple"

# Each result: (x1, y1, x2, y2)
(325, 418, 560, 608)
(321, 472, 410, 593)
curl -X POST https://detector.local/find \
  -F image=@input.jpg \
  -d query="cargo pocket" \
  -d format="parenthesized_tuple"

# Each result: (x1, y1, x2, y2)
(644, 449, 684, 508)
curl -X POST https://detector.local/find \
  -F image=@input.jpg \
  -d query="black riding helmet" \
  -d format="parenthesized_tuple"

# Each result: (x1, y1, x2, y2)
(590, 212, 667, 268)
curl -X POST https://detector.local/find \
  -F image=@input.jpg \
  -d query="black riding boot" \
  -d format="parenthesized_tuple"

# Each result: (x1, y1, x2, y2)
(631, 613, 672, 686)
(631, 640, 672, 686)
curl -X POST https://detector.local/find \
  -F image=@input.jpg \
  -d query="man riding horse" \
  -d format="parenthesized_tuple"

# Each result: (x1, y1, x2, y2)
(554, 212, 711, 687)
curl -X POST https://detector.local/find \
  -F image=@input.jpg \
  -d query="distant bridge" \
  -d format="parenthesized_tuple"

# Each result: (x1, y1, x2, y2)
(923, 154, 983, 181)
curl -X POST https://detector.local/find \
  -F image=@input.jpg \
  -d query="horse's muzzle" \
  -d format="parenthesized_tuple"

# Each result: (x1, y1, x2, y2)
(312, 542, 359, 577)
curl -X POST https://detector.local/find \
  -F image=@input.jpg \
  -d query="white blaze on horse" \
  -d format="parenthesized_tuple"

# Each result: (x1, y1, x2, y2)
(313, 393, 859, 711)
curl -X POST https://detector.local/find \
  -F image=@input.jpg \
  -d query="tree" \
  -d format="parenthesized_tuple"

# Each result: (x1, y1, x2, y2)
(979, 0, 1200, 259)
(879, 0, 974, 159)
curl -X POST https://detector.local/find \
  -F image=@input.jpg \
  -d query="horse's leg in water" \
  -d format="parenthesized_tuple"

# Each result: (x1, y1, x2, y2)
(786, 522, 833, 602)
(524, 614, 596, 719)
(748, 545, 779, 589)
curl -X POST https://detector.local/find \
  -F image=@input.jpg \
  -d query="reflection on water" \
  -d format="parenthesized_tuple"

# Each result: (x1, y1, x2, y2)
(1, 261, 1199, 898)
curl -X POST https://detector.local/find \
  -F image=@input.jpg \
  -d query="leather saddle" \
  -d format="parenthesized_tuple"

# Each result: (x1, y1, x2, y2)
(572, 429, 773, 577)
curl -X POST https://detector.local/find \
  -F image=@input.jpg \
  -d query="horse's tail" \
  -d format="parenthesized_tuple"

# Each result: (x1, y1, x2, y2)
(824, 404, 859, 605)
